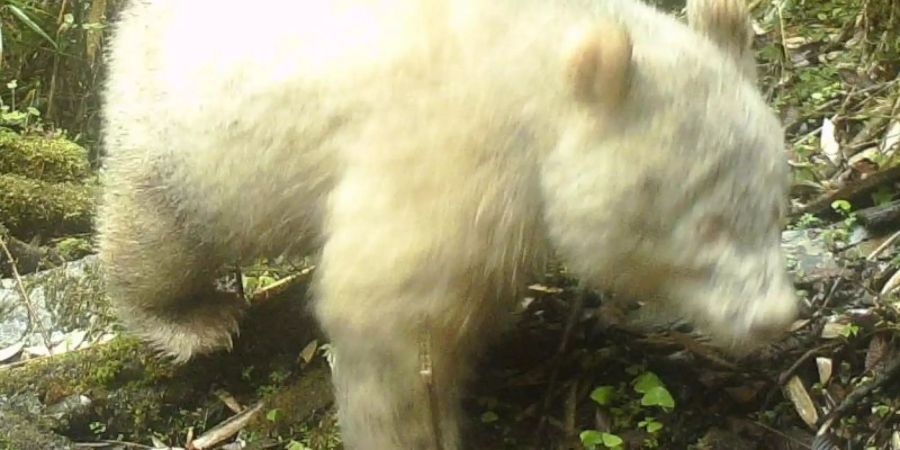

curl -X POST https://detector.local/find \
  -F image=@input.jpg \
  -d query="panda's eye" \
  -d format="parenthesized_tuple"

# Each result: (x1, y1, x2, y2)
(698, 214, 730, 243)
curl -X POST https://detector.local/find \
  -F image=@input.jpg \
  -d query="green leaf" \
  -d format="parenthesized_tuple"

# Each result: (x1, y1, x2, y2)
(872, 404, 890, 418)
(480, 411, 499, 423)
(838, 323, 859, 338)
(601, 432, 624, 447)
(286, 441, 311, 450)
(590, 386, 616, 406)
(633, 372, 664, 394)
(4, 5, 58, 49)
(258, 274, 277, 287)
(830, 199, 851, 213)
(265, 408, 280, 422)
(639, 417, 664, 433)
(640, 386, 675, 409)
(580, 430, 604, 447)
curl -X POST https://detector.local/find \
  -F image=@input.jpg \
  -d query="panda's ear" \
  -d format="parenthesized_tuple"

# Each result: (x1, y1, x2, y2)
(687, 0, 756, 77)
(562, 19, 633, 109)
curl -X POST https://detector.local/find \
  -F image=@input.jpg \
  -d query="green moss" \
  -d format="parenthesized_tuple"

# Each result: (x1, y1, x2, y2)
(34, 257, 112, 332)
(0, 130, 90, 183)
(247, 364, 334, 438)
(0, 173, 96, 238)
(0, 408, 73, 450)
(0, 338, 132, 401)
(0, 281, 331, 445)
(53, 237, 94, 261)
(0, 336, 193, 443)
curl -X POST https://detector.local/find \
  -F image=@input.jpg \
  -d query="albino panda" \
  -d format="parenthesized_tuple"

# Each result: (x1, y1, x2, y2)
(97, 0, 797, 448)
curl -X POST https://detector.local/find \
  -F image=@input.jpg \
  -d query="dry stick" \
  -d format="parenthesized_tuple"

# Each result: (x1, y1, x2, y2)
(816, 269, 847, 314)
(188, 401, 265, 450)
(792, 125, 825, 147)
(834, 78, 897, 118)
(775, 0, 790, 86)
(816, 353, 900, 437)
(844, 77, 900, 152)
(792, 164, 900, 219)
(748, 420, 813, 450)
(777, 341, 842, 386)
(784, 77, 898, 139)
(247, 266, 315, 304)
(0, 234, 53, 352)
(86, 440, 155, 449)
(562, 381, 578, 447)
(532, 288, 587, 444)
(45, 0, 68, 120)
(862, 405, 897, 448)
(760, 319, 829, 410)
(866, 229, 900, 261)
(233, 267, 246, 301)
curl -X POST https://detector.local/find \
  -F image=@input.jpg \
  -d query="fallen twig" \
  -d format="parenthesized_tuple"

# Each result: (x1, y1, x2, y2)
(791, 164, 900, 219)
(748, 419, 813, 449)
(248, 266, 315, 304)
(866, 229, 900, 261)
(778, 342, 843, 386)
(816, 353, 900, 437)
(187, 401, 265, 450)
(532, 287, 587, 444)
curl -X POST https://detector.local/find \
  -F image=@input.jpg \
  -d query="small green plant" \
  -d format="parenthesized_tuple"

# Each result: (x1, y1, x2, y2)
(241, 270, 279, 297)
(284, 413, 343, 450)
(838, 322, 860, 338)
(286, 440, 312, 450)
(633, 372, 675, 410)
(638, 417, 663, 433)
(269, 368, 291, 384)
(0, 80, 42, 130)
(580, 430, 624, 449)
(638, 417, 663, 448)
(871, 403, 891, 418)
(820, 200, 858, 247)
(580, 370, 675, 449)
(88, 421, 106, 436)
(480, 410, 499, 424)
(266, 408, 282, 423)
(792, 213, 823, 229)
(831, 200, 852, 215)
(590, 385, 616, 405)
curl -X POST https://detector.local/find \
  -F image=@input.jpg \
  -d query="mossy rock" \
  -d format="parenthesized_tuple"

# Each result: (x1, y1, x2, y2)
(0, 130, 90, 183)
(0, 279, 329, 446)
(0, 406, 74, 450)
(0, 174, 96, 239)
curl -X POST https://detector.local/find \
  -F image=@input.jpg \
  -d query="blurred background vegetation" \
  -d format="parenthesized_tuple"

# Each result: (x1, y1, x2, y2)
(1, 0, 127, 164)
(1, 0, 126, 275)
